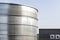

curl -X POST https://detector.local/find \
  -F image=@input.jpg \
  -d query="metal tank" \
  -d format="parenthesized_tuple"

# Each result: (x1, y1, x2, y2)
(0, 3, 38, 40)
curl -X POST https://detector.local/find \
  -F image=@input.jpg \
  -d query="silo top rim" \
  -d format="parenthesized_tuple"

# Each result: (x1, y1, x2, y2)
(0, 3, 38, 12)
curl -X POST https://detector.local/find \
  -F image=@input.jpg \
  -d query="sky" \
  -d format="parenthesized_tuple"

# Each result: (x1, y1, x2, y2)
(0, 0, 60, 29)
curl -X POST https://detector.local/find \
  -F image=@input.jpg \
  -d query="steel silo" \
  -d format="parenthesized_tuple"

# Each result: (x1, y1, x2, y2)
(0, 3, 38, 40)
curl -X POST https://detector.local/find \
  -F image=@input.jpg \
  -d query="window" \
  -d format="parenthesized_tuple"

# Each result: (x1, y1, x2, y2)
(50, 34, 55, 39)
(56, 34, 60, 39)
(0, 4, 9, 15)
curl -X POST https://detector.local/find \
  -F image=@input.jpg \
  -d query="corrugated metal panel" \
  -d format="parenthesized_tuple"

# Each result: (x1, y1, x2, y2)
(0, 3, 38, 40)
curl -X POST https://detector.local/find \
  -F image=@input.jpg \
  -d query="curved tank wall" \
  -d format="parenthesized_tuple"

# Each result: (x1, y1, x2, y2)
(0, 3, 38, 40)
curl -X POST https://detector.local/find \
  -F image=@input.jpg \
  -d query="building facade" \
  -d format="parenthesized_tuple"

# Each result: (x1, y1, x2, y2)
(0, 3, 38, 40)
(39, 29, 60, 40)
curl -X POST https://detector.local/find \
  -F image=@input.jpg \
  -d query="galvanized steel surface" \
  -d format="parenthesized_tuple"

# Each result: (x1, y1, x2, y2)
(8, 25, 37, 36)
(0, 3, 38, 40)
(9, 36, 37, 40)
